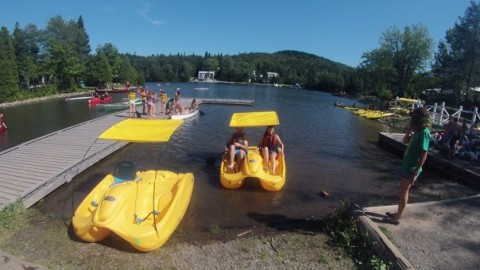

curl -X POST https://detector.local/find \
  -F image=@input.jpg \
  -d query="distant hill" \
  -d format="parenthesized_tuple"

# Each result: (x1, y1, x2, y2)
(126, 49, 355, 91)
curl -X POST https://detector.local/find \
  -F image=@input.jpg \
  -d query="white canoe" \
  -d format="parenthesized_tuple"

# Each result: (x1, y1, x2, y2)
(170, 109, 199, 120)
(65, 96, 91, 101)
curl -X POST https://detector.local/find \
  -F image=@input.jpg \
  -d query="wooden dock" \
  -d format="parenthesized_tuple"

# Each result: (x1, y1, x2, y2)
(0, 97, 255, 211)
(0, 114, 129, 210)
(379, 132, 480, 189)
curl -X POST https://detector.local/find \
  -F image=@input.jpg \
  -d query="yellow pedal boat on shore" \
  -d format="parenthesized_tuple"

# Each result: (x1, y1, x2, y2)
(72, 119, 194, 252)
(220, 111, 286, 191)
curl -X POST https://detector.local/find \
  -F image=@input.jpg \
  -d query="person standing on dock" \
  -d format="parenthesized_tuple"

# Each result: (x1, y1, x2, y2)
(160, 90, 167, 114)
(138, 86, 148, 115)
(173, 90, 184, 114)
(128, 90, 137, 118)
(386, 107, 431, 224)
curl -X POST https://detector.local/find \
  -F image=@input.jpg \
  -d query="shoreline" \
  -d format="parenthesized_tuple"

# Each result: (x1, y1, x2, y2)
(0, 91, 91, 108)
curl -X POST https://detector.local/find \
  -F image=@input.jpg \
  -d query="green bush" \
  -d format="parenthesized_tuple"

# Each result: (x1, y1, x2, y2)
(325, 199, 391, 270)
(0, 200, 27, 230)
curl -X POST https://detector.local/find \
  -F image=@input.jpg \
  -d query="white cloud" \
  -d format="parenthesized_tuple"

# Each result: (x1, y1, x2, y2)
(137, 2, 163, 26)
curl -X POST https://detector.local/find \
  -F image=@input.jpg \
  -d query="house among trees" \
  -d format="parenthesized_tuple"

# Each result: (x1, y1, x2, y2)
(267, 72, 279, 79)
(197, 71, 215, 82)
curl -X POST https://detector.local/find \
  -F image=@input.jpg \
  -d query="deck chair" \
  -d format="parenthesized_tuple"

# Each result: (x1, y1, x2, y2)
(113, 161, 136, 184)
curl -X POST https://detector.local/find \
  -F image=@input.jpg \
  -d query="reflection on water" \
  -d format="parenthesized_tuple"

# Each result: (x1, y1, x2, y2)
(3, 83, 453, 231)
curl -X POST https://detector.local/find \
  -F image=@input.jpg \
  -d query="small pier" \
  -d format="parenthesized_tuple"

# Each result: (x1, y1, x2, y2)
(379, 132, 480, 189)
(198, 98, 254, 106)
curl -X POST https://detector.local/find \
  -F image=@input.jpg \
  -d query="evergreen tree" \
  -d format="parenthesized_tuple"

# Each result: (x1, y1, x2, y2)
(74, 16, 91, 82)
(12, 22, 40, 89)
(92, 50, 112, 88)
(98, 43, 122, 83)
(0, 27, 19, 102)
(118, 56, 137, 84)
(433, 1, 480, 102)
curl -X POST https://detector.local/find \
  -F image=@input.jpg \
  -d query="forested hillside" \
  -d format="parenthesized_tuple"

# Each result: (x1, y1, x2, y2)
(126, 50, 355, 91)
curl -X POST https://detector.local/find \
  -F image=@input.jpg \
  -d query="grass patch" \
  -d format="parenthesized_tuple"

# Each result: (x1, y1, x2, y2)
(325, 199, 392, 270)
(208, 224, 222, 236)
(378, 226, 395, 243)
(0, 200, 29, 233)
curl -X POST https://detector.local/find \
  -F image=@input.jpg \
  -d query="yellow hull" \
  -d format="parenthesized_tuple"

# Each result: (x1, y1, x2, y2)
(72, 170, 194, 252)
(220, 146, 286, 191)
(352, 109, 393, 119)
(364, 112, 394, 119)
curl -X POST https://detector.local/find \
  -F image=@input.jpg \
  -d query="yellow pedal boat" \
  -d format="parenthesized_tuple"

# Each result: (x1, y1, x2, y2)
(220, 111, 286, 191)
(72, 119, 194, 252)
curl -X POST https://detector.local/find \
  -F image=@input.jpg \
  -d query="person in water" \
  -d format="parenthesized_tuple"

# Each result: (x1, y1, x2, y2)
(226, 127, 248, 171)
(386, 107, 431, 224)
(258, 125, 284, 175)
(0, 113, 7, 130)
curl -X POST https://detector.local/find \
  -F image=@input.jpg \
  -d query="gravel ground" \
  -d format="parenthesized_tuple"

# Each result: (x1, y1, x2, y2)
(363, 195, 480, 270)
(0, 216, 356, 270)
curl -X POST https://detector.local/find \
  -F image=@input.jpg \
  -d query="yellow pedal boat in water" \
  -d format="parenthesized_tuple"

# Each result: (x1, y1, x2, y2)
(72, 119, 194, 252)
(220, 111, 286, 191)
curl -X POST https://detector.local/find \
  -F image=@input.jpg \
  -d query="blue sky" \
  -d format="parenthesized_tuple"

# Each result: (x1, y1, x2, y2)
(0, 0, 474, 67)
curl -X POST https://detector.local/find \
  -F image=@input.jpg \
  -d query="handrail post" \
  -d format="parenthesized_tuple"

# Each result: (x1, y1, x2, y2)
(432, 103, 438, 126)
(457, 106, 463, 120)
(440, 102, 446, 124)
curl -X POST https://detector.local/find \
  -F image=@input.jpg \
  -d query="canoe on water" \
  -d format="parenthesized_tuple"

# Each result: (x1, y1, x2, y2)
(363, 112, 394, 119)
(72, 119, 194, 252)
(65, 96, 92, 101)
(170, 109, 199, 120)
(88, 96, 113, 104)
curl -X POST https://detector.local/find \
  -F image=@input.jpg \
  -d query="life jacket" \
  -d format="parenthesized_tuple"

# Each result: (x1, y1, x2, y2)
(261, 133, 278, 149)
(161, 93, 167, 102)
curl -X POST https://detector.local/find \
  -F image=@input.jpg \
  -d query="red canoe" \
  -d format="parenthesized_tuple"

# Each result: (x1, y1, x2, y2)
(88, 95, 113, 104)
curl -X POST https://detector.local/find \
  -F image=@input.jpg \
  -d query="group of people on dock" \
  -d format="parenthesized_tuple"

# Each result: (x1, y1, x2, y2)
(127, 86, 198, 119)
(431, 116, 480, 161)
(225, 125, 285, 175)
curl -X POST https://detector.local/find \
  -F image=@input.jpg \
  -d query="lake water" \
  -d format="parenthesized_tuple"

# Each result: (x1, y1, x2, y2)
(0, 83, 454, 231)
